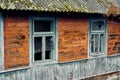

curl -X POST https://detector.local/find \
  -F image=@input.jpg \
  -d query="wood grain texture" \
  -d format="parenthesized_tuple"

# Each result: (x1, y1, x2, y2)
(0, 13, 4, 71)
(0, 55, 119, 80)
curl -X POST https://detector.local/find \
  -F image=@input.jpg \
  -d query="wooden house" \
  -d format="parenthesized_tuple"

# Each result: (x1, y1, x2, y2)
(0, 0, 120, 80)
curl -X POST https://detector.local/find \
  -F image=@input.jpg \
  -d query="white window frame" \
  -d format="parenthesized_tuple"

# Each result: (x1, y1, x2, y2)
(30, 17, 58, 65)
(0, 13, 4, 70)
(89, 18, 107, 57)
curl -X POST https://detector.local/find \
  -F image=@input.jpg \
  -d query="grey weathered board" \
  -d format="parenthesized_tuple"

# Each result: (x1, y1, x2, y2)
(0, 13, 4, 71)
(0, 54, 120, 80)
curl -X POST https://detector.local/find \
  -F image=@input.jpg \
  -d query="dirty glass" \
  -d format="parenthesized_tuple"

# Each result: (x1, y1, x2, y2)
(34, 37, 42, 61)
(45, 36, 53, 59)
(34, 20, 51, 32)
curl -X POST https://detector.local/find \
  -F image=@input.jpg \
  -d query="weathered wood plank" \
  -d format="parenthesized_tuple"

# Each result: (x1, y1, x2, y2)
(107, 56, 118, 73)
(0, 13, 4, 71)
(0, 55, 119, 80)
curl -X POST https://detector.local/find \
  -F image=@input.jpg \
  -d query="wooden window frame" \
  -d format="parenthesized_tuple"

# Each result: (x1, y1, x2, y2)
(89, 18, 107, 57)
(30, 17, 58, 65)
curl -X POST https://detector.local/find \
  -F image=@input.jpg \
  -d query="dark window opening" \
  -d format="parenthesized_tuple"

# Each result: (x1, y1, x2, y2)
(45, 51, 51, 59)
(34, 37, 42, 61)
(45, 36, 53, 59)
(34, 20, 51, 32)
(34, 52, 42, 61)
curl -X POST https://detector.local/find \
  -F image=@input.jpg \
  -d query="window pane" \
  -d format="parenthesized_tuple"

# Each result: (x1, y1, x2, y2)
(45, 36, 53, 59)
(91, 35, 94, 53)
(92, 21, 104, 31)
(95, 34, 99, 53)
(34, 37, 42, 61)
(100, 34, 104, 53)
(34, 20, 51, 32)
(91, 34, 99, 53)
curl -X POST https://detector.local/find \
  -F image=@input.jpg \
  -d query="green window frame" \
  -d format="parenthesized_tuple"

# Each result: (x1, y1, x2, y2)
(30, 17, 58, 65)
(89, 18, 107, 57)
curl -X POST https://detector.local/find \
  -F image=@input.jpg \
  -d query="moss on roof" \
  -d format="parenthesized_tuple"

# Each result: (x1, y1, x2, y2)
(0, 0, 111, 14)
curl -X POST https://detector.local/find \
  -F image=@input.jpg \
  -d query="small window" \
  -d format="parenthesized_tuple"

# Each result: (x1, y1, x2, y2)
(89, 19, 106, 56)
(32, 17, 57, 63)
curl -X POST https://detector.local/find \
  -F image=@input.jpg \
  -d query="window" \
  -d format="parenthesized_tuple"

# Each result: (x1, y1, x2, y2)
(89, 19, 107, 56)
(31, 17, 57, 63)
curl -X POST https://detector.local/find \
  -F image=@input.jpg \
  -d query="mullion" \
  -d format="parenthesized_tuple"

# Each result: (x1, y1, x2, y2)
(99, 34, 102, 53)
(42, 36, 45, 61)
(94, 34, 96, 53)
(98, 34, 100, 53)
(33, 36, 35, 62)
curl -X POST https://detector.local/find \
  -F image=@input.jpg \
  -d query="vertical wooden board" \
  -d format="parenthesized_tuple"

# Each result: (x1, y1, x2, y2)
(28, 68, 32, 80)
(0, 13, 4, 71)
(37, 67, 42, 80)
(99, 57, 106, 74)
(4, 73, 11, 80)
(93, 57, 106, 76)
(0, 74, 2, 80)
(83, 60, 91, 78)
(86, 59, 93, 77)
(0, 51, 2, 70)
(79, 60, 85, 78)
(80, 60, 86, 78)
(72, 62, 79, 79)
(107, 56, 118, 73)
(25, 69, 31, 80)
(21, 70, 26, 80)
(1, 74, 5, 80)
(59, 63, 68, 80)
(117, 55, 120, 71)
(45, 65, 53, 80)
(16, 71, 23, 80)
(47, 66, 53, 80)
(31, 67, 36, 80)
(10, 72, 17, 80)
(90, 59, 96, 76)
(35, 67, 40, 80)
(53, 64, 59, 80)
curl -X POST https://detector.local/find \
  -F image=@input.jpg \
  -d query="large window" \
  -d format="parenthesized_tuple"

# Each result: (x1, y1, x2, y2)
(89, 19, 107, 57)
(31, 17, 57, 63)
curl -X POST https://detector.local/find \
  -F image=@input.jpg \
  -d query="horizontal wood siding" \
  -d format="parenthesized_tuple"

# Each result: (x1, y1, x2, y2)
(108, 20, 120, 55)
(58, 17, 88, 62)
(0, 55, 120, 80)
(4, 14, 29, 69)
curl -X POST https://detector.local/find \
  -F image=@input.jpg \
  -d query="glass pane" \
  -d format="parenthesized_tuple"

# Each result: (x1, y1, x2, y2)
(45, 36, 53, 59)
(91, 41, 94, 53)
(91, 34, 99, 53)
(34, 20, 51, 32)
(92, 21, 104, 31)
(95, 34, 99, 53)
(100, 34, 104, 53)
(34, 37, 42, 61)
(91, 35, 94, 53)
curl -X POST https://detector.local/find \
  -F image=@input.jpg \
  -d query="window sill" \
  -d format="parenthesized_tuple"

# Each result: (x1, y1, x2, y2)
(89, 53, 107, 58)
(31, 60, 57, 67)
